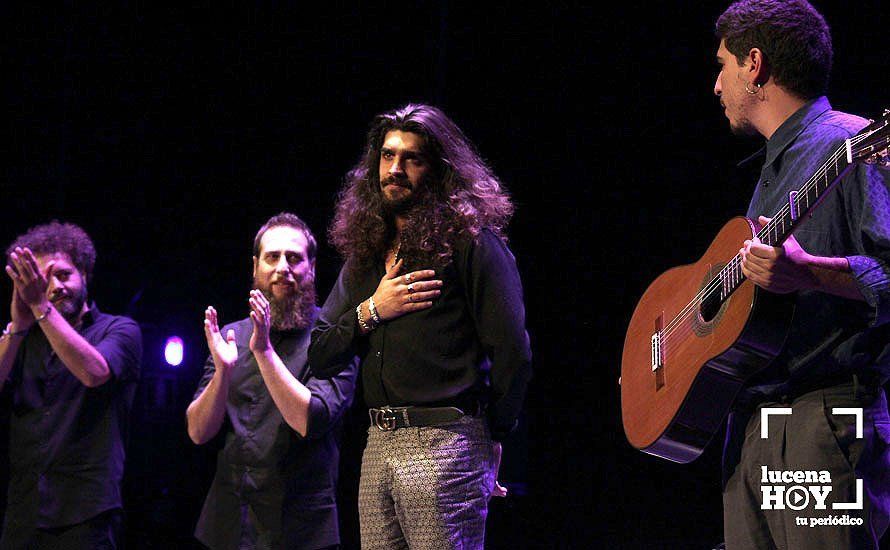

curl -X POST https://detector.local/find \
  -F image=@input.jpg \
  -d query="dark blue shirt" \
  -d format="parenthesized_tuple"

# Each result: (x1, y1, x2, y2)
(192, 311, 357, 550)
(742, 97, 890, 398)
(3, 303, 141, 531)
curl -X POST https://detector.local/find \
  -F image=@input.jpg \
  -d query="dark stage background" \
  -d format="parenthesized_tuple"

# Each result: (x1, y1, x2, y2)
(2, 2, 888, 548)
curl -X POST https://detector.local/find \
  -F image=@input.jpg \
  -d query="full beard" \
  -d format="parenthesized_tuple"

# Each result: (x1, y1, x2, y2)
(52, 286, 87, 324)
(254, 274, 317, 331)
(381, 175, 426, 215)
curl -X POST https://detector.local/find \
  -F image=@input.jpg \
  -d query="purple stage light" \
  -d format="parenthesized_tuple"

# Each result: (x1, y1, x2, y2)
(164, 336, 184, 367)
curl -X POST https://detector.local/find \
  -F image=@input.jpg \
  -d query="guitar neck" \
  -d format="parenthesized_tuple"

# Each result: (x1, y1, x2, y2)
(715, 141, 853, 302)
(758, 141, 853, 246)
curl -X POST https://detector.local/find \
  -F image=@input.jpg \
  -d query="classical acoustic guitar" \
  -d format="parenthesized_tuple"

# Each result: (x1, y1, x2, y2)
(621, 110, 890, 463)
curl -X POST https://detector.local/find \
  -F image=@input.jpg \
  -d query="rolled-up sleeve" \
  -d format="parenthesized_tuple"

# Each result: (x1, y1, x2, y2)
(309, 264, 362, 379)
(846, 164, 890, 327)
(302, 358, 359, 439)
(463, 229, 533, 441)
(94, 317, 142, 382)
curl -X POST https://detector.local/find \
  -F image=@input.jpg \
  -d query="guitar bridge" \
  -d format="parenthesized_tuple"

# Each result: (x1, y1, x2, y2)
(651, 331, 663, 372)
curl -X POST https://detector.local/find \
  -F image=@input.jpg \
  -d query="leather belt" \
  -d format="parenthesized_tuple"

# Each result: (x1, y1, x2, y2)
(369, 406, 465, 431)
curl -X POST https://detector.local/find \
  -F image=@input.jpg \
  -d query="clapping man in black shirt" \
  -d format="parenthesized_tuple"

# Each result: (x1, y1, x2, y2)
(310, 104, 532, 549)
(0, 221, 142, 549)
(187, 213, 357, 549)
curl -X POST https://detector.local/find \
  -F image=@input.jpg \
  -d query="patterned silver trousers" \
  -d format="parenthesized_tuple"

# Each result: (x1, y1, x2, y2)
(358, 415, 496, 549)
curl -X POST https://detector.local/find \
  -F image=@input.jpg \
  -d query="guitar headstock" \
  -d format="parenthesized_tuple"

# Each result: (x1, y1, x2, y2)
(852, 109, 890, 167)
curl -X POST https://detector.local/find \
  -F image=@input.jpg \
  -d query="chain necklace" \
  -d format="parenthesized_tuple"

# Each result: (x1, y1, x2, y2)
(388, 241, 401, 271)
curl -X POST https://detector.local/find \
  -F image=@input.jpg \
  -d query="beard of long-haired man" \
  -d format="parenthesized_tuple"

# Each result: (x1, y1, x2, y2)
(253, 270, 317, 331)
(380, 171, 434, 216)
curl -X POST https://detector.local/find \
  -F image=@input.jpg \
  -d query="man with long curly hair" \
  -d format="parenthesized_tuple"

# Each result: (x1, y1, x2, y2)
(0, 221, 142, 549)
(310, 104, 532, 548)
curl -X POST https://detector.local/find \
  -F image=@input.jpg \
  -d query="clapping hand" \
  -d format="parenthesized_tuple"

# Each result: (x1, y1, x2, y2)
(203, 306, 237, 370)
(248, 289, 272, 353)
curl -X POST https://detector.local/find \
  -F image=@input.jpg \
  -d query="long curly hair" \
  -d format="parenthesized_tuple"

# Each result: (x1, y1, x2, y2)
(330, 104, 514, 271)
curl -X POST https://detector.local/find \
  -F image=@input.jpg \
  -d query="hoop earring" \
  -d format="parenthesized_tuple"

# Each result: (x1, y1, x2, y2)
(745, 82, 762, 95)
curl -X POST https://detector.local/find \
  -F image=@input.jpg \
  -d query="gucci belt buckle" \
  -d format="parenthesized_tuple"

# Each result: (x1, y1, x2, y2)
(372, 407, 399, 431)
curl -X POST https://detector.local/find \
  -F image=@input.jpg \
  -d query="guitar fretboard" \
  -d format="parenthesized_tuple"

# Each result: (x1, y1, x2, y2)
(711, 141, 853, 303)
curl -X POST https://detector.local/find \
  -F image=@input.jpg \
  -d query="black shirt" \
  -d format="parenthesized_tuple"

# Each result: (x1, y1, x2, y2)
(3, 303, 141, 530)
(310, 228, 532, 441)
(192, 313, 357, 550)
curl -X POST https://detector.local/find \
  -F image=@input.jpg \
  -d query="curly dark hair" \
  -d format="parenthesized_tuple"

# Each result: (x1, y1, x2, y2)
(6, 221, 96, 281)
(716, 0, 832, 100)
(330, 103, 514, 271)
(253, 212, 317, 260)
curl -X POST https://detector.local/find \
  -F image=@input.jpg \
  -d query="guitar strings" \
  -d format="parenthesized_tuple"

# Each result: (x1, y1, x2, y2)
(660, 146, 842, 343)
(656, 137, 859, 350)
(658, 131, 868, 349)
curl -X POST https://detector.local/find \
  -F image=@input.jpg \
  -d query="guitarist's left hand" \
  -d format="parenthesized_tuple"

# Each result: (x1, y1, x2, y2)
(740, 216, 818, 294)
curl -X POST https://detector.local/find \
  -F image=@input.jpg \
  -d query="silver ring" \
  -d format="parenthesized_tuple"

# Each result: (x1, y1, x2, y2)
(407, 283, 415, 293)
(404, 273, 412, 283)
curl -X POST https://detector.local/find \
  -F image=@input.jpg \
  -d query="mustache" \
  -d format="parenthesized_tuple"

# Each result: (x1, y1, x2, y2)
(381, 175, 412, 188)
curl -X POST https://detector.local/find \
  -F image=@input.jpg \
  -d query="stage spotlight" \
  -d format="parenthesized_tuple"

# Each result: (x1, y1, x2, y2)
(164, 336, 184, 367)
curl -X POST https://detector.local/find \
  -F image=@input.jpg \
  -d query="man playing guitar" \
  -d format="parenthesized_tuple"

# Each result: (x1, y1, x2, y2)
(713, 1, 890, 548)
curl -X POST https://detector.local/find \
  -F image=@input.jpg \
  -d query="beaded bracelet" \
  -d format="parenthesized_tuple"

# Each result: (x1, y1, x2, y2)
(1, 322, 28, 341)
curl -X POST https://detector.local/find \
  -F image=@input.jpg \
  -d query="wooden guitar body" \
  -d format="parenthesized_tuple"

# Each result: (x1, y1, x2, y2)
(620, 217, 794, 463)
(620, 111, 887, 462)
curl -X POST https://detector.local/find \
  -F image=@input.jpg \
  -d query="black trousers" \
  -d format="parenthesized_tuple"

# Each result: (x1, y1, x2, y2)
(723, 382, 890, 549)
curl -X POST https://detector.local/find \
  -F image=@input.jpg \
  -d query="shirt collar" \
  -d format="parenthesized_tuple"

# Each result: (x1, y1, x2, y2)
(764, 96, 832, 167)
(736, 96, 832, 169)
(78, 301, 100, 330)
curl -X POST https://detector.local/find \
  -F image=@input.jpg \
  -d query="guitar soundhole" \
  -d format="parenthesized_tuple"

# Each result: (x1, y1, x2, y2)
(700, 292, 721, 323)
(693, 263, 728, 336)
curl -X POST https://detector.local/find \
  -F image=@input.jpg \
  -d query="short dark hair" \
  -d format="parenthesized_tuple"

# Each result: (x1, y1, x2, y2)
(6, 221, 97, 282)
(253, 212, 317, 260)
(716, 0, 832, 99)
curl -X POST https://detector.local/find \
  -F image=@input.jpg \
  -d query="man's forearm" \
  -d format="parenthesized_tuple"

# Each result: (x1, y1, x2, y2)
(254, 348, 312, 437)
(0, 328, 26, 390)
(805, 256, 864, 301)
(35, 303, 111, 387)
(187, 368, 231, 444)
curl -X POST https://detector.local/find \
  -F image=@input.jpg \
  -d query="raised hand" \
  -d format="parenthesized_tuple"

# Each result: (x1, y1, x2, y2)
(248, 289, 272, 353)
(203, 306, 237, 370)
(7, 282, 34, 332)
(5, 247, 52, 308)
(370, 259, 442, 321)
